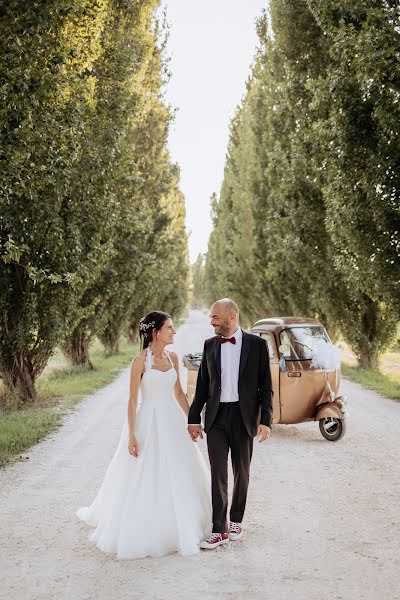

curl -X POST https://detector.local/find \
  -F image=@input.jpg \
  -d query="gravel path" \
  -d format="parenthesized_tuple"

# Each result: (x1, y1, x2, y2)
(0, 310, 399, 600)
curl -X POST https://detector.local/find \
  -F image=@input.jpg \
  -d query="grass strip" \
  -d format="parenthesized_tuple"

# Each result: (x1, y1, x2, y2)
(38, 339, 137, 408)
(0, 408, 62, 468)
(342, 363, 400, 402)
(0, 339, 137, 468)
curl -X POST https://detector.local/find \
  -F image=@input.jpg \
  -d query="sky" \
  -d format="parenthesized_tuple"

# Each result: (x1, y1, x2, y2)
(163, 0, 267, 262)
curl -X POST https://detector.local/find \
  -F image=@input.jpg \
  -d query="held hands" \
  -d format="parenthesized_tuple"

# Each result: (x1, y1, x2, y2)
(188, 424, 270, 442)
(188, 425, 203, 442)
(257, 424, 271, 443)
(128, 434, 139, 457)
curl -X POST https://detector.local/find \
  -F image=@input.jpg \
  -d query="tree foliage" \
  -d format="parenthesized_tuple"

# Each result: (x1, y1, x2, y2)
(205, 0, 399, 366)
(0, 0, 188, 400)
(0, 0, 111, 398)
(191, 253, 205, 309)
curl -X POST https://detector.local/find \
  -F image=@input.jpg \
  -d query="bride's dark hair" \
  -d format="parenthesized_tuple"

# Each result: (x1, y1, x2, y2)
(139, 311, 171, 350)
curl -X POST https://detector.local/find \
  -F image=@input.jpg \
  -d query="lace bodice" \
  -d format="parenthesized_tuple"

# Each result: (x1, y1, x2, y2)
(140, 348, 177, 406)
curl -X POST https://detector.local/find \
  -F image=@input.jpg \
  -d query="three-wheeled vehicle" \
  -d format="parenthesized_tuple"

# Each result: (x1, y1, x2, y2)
(183, 317, 348, 442)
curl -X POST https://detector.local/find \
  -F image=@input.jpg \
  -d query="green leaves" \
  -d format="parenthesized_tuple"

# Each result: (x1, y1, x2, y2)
(308, 0, 400, 310)
(205, 0, 399, 366)
(0, 0, 188, 399)
(2, 236, 29, 264)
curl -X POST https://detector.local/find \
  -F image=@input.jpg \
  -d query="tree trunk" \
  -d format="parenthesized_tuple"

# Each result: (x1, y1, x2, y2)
(128, 322, 139, 345)
(103, 338, 120, 356)
(62, 328, 94, 370)
(1, 353, 37, 404)
(357, 295, 380, 370)
(357, 346, 379, 370)
(99, 326, 121, 357)
(318, 312, 340, 341)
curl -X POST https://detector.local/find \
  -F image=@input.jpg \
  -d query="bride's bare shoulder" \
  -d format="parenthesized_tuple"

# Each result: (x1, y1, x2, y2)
(131, 351, 146, 368)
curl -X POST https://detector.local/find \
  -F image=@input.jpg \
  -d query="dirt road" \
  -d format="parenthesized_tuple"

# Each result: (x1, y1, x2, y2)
(0, 310, 399, 600)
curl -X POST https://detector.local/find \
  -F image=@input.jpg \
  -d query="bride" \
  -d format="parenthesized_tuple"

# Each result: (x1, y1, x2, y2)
(76, 311, 212, 559)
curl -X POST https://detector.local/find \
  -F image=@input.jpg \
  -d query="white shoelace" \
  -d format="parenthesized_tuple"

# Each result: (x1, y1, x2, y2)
(229, 522, 241, 533)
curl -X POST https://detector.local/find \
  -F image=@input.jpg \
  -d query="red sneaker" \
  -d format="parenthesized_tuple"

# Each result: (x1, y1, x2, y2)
(200, 532, 229, 549)
(229, 522, 243, 540)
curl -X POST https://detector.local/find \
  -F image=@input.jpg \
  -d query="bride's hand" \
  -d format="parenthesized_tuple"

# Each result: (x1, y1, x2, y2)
(128, 435, 139, 457)
(188, 425, 203, 442)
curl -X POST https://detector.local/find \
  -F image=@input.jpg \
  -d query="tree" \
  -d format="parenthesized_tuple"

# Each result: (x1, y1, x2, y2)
(61, 2, 188, 360)
(0, 0, 110, 399)
(204, 93, 267, 326)
(62, 0, 162, 364)
(205, 0, 399, 366)
(308, 0, 400, 364)
(191, 254, 205, 309)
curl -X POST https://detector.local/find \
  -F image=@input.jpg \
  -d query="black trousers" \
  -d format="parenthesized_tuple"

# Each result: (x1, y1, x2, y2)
(206, 402, 254, 533)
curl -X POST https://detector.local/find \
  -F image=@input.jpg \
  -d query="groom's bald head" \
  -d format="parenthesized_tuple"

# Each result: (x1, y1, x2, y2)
(210, 298, 240, 336)
(213, 298, 239, 317)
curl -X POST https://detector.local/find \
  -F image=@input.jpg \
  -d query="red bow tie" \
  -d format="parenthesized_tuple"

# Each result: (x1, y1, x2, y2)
(219, 336, 236, 345)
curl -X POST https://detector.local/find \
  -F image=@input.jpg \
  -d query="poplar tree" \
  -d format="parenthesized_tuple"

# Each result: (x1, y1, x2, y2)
(0, 1, 110, 399)
(62, 0, 162, 364)
(191, 254, 205, 309)
(205, 0, 399, 367)
(308, 0, 400, 365)
(62, 3, 188, 360)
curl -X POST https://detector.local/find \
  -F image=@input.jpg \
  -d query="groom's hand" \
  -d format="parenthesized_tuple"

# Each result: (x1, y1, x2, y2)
(188, 425, 203, 442)
(257, 425, 271, 443)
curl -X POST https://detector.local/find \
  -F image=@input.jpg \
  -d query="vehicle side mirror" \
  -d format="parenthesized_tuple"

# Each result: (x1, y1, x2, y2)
(278, 347, 286, 373)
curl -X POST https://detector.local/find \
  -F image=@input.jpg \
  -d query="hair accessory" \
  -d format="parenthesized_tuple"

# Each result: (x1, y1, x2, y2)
(139, 318, 155, 332)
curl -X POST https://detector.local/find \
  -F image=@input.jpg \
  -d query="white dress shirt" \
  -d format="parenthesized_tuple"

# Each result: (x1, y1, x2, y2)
(220, 327, 242, 403)
(189, 328, 243, 425)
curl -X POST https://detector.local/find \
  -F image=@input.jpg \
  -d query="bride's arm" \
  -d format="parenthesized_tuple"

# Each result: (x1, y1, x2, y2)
(127, 355, 144, 457)
(170, 352, 190, 418)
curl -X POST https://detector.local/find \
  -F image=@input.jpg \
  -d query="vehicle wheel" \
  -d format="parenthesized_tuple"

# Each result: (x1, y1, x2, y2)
(319, 418, 346, 441)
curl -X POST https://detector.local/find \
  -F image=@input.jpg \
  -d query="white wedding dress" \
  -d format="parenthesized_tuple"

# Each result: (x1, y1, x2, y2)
(77, 350, 212, 559)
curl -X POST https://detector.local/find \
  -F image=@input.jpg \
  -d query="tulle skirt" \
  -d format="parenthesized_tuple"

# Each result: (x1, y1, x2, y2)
(77, 397, 212, 559)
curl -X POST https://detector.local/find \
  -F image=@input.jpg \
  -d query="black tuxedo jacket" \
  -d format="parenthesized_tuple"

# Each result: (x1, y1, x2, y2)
(188, 330, 273, 438)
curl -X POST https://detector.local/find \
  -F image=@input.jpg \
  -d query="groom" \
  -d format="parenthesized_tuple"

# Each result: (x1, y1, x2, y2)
(188, 298, 272, 549)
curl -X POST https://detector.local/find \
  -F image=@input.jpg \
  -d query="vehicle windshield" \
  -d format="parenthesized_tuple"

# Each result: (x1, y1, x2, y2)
(279, 326, 329, 360)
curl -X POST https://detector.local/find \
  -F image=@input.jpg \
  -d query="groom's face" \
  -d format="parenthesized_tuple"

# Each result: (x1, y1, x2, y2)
(210, 304, 232, 337)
